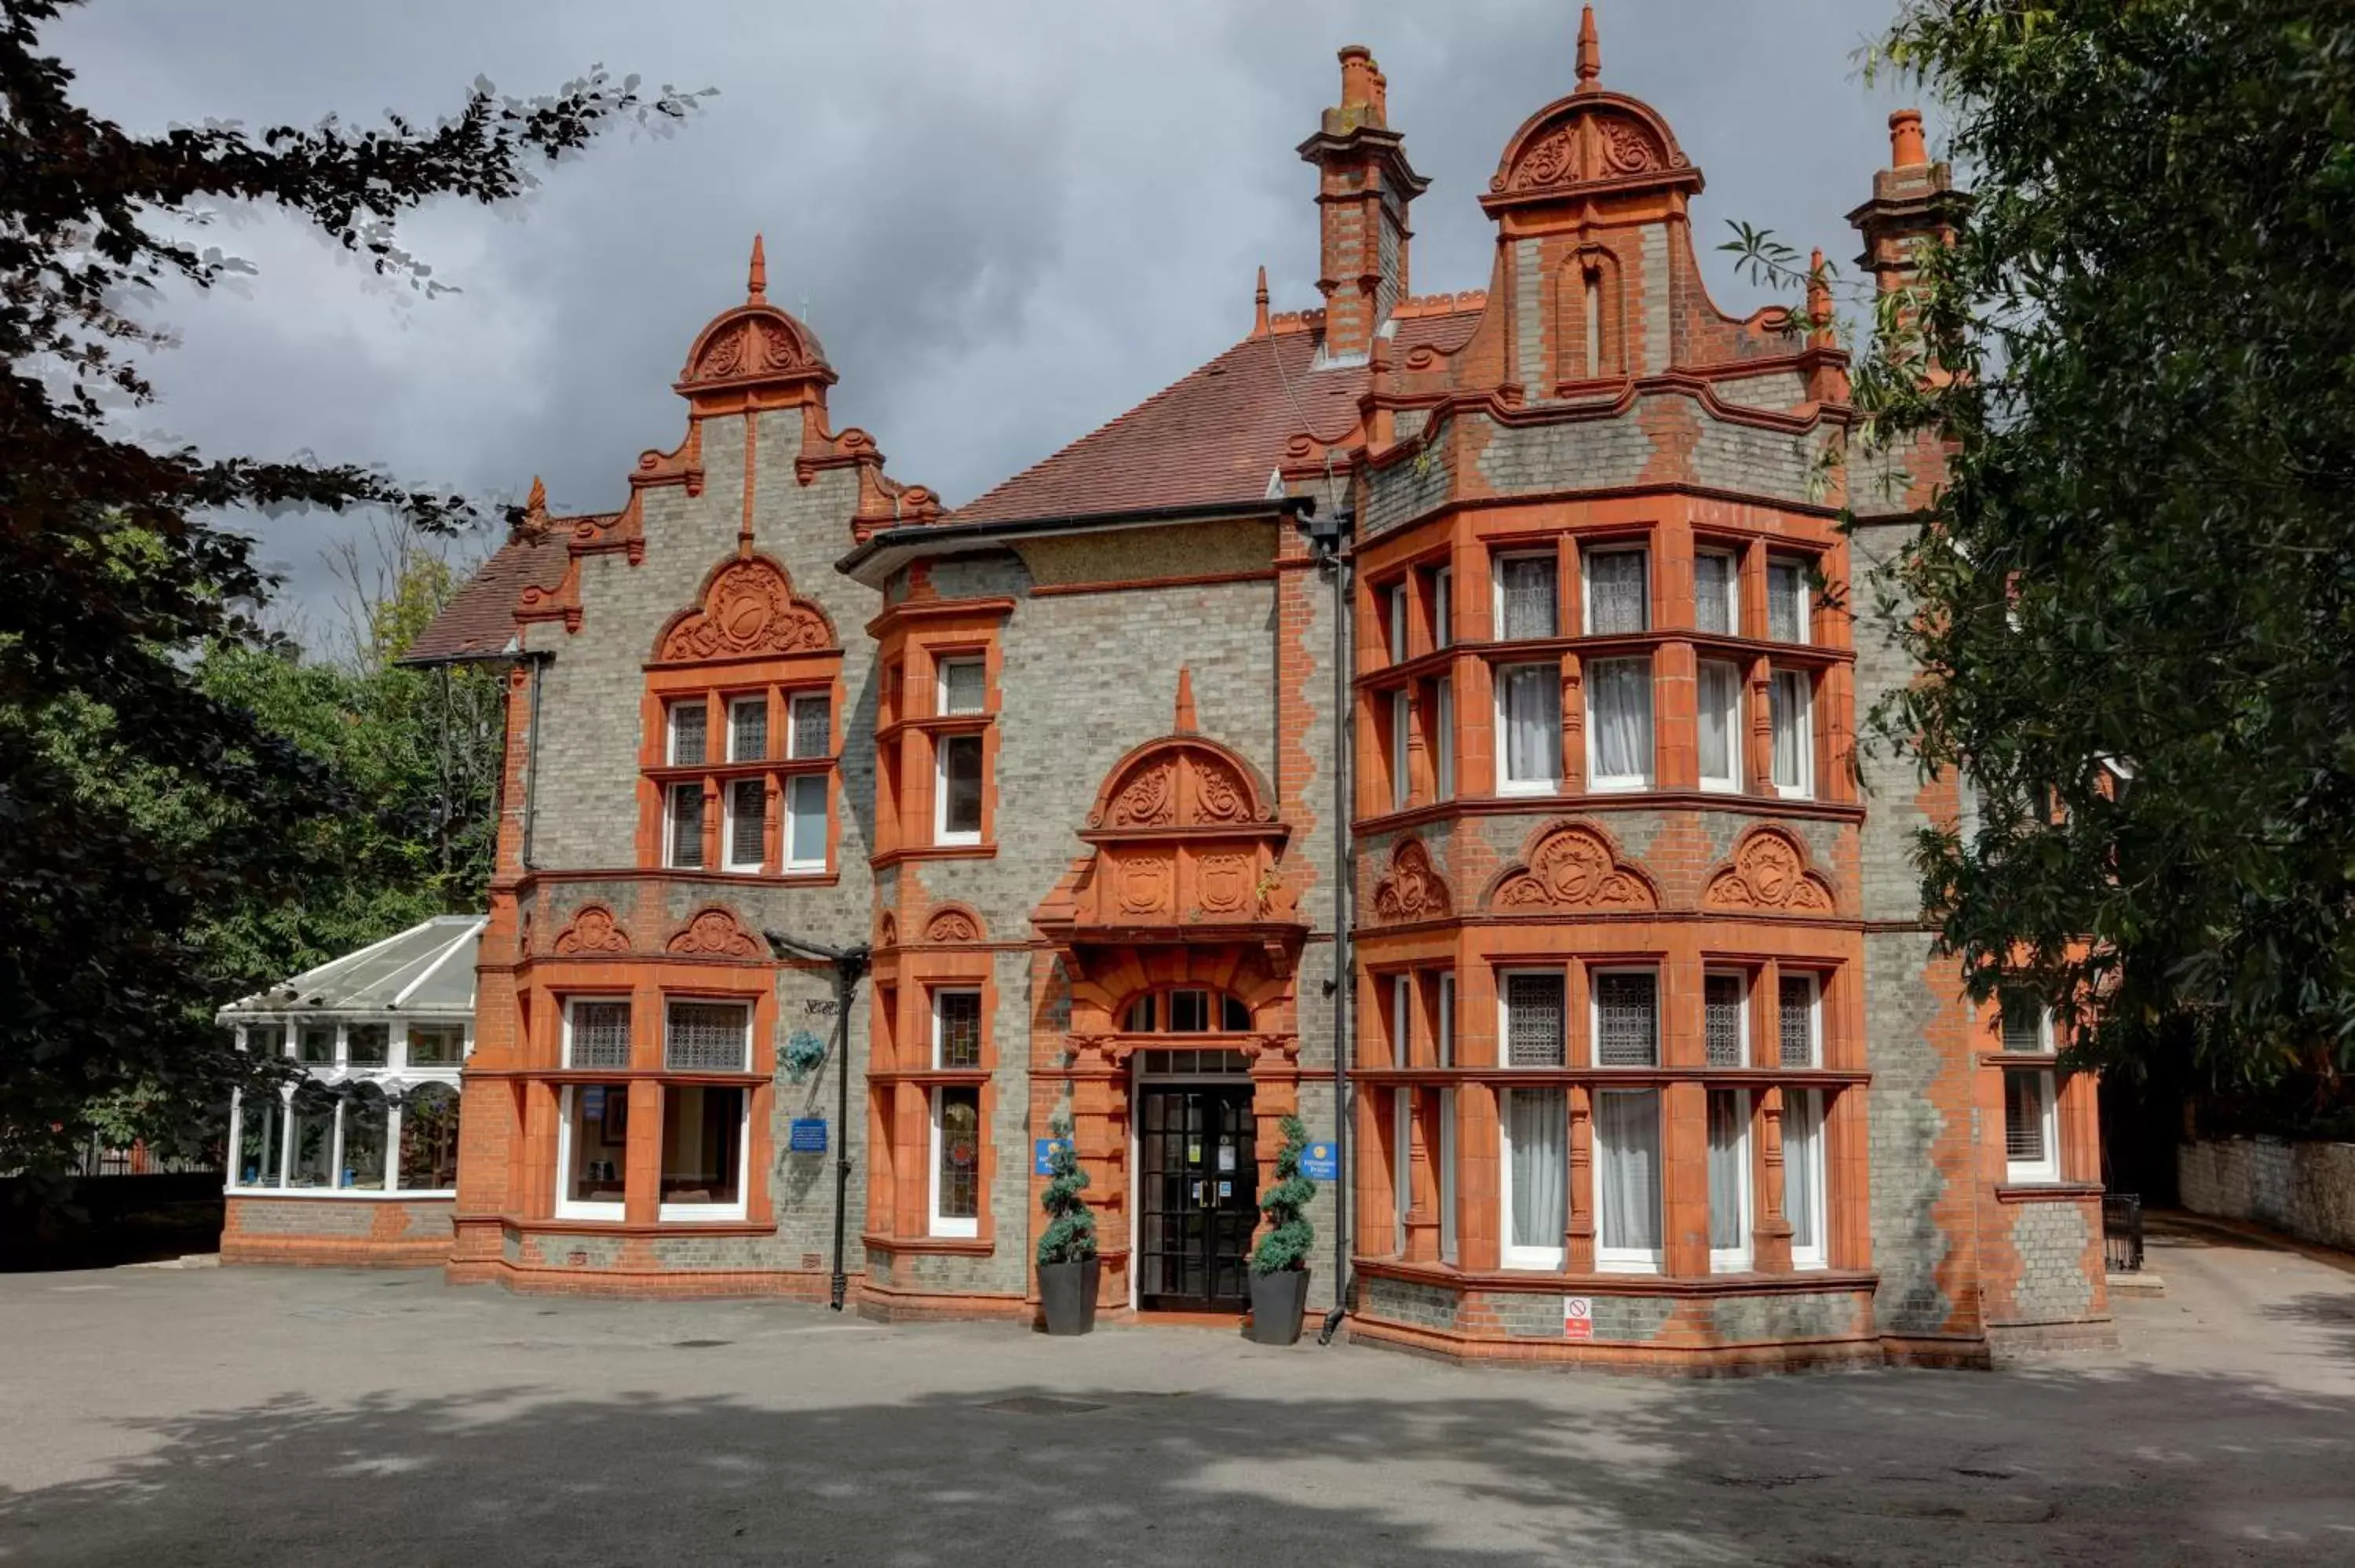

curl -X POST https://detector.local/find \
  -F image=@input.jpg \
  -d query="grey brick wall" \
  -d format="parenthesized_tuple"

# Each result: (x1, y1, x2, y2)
(1865, 928, 1955, 1336)
(1640, 224, 1670, 376)
(1707, 1289, 1865, 1344)
(2003, 1202, 2093, 1323)
(2181, 1136, 2355, 1250)
(1364, 1274, 1460, 1333)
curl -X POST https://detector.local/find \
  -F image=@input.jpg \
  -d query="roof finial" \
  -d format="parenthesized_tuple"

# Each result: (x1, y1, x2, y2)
(1575, 5, 1601, 92)
(517, 475, 550, 542)
(1253, 265, 1270, 338)
(1174, 665, 1197, 732)
(747, 233, 768, 303)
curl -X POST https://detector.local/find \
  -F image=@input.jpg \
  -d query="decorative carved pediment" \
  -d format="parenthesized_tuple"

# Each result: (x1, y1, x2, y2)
(1483, 91, 1697, 210)
(552, 904, 630, 956)
(666, 906, 764, 959)
(922, 905, 985, 944)
(655, 556, 837, 664)
(1086, 739, 1274, 831)
(1703, 827, 1837, 916)
(1487, 821, 1657, 912)
(1371, 838, 1453, 924)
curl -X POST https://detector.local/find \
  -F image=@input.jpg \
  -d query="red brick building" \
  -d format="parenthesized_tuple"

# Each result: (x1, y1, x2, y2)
(365, 11, 2110, 1367)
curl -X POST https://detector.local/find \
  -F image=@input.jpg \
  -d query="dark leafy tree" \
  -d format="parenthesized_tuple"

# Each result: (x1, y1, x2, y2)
(1733, 1, 2355, 1100)
(1035, 1114, 1097, 1267)
(0, 0, 706, 1175)
(1251, 1114, 1314, 1275)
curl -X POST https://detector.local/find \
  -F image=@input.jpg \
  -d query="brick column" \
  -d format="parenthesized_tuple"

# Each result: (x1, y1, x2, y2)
(625, 1080, 663, 1226)
(1661, 1079, 1711, 1278)
(1459, 1080, 1501, 1272)
(1565, 1084, 1596, 1273)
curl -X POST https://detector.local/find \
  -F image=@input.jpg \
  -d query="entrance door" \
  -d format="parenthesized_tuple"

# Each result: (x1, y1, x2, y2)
(1137, 1086, 1257, 1311)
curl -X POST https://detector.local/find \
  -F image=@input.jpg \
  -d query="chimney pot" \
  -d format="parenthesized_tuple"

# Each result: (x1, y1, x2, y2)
(1889, 109, 1928, 169)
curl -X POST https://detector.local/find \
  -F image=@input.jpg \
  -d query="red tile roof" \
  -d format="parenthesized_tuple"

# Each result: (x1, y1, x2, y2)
(399, 533, 568, 664)
(951, 309, 1481, 526)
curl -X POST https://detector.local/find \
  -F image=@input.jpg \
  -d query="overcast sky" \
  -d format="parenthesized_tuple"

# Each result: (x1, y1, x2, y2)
(48, 0, 1914, 627)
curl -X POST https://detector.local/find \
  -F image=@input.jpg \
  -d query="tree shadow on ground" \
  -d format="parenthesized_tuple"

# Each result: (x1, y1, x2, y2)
(2262, 1289, 2355, 1366)
(4, 1347, 2355, 1567)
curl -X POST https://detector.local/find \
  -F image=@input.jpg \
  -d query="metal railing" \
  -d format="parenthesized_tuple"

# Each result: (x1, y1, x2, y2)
(2102, 1191, 2145, 1273)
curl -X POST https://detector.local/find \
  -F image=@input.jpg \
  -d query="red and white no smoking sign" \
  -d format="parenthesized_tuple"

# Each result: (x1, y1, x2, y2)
(1563, 1295, 1594, 1342)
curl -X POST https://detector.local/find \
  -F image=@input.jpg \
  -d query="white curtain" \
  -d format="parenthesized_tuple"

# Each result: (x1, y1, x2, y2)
(1507, 1090, 1567, 1256)
(1590, 659, 1652, 782)
(1698, 662, 1738, 782)
(1707, 1091, 1747, 1254)
(1784, 1088, 1823, 1255)
(1596, 1089, 1661, 1253)
(1771, 671, 1806, 789)
(1695, 553, 1734, 633)
(1503, 665, 1560, 785)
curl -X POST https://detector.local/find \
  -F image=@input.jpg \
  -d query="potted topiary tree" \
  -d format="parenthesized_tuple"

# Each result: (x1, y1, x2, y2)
(1247, 1114, 1316, 1346)
(1035, 1113, 1099, 1336)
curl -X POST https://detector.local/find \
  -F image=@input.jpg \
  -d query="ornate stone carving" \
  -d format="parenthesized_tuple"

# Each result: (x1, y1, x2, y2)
(1194, 760, 1253, 824)
(1513, 127, 1576, 188)
(1197, 852, 1251, 915)
(666, 906, 763, 958)
(924, 907, 983, 944)
(877, 911, 899, 949)
(1117, 857, 1172, 916)
(1371, 838, 1453, 924)
(1599, 116, 1663, 175)
(1110, 760, 1177, 828)
(552, 904, 630, 956)
(1489, 822, 1656, 912)
(658, 557, 834, 662)
(1703, 828, 1837, 915)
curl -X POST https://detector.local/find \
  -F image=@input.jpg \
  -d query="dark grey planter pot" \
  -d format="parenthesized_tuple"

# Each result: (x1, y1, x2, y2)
(1037, 1256, 1100, 1336)
(1248, 1267, 1310, 1346)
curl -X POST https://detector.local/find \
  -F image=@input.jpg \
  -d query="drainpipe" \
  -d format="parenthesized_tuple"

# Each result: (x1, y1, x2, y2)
(766, 930, 872, 1311)
(1300, 507, 1356, 1347)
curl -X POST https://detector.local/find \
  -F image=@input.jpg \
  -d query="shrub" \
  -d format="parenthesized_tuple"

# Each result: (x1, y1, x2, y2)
(1251, 1114, 1316, 1274)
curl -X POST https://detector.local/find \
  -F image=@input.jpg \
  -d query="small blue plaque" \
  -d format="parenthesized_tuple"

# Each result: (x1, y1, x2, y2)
(1299, 1140, 1339, 1182)
(787, 1118, 828, 1154)
(1033, 1137, 1073, 1176)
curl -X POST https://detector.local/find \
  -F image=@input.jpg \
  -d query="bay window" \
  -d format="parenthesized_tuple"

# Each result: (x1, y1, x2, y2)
(564, 998, 633, 1070)
(1497, 663, 1561, 794)
(659, 1085, 747, 1220)
(225, 1017, 464, 1195)
(1707, 1089, 1751, 1272)
(939, 657, 986, 717)
(1585, 657, 1652, 790)
(1500, 1088, 1568, 1269)
(1784, 1088, 1827, 1267)
(1496, 555, 1558, 640)
(666, 1000, 750, 1073)
(1698, 659, 1742, 791)
(1770, 669, 1813, 798)
(1583, 548, 1648, 635)
(560, 1084, 629, 1217)
(1594, 1088, 1663, 1271)
(1386, 581, 1410, 663)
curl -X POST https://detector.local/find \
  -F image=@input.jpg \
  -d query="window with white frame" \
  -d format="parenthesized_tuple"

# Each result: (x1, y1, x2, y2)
(1770, 669, 1813, 798)
(789, 691, 831, 759)
(559, 1082, 628, 1216)
(1390, 689, 1411, 810)
(1437, 1088, 1459, 1264)
(937, 657, 986, 717)
(400, 1081, 460, 1191)
(1592, 970, 1659, 1067)
(659, 1084, 747, 1220)
(1386, 581, 1410, 663)
(783, 774, 827, 872)
(235, 1085, 283, 1190)
(933, 989, 983, 1070)
(1431, 565, 1453, 648)
(229, 1019, 466, 1195)
(405, 1023, 464, 1067)
(1495, 555, 1558, 640)
(1767, 556, 1809, 644)
(2003, 1067, 2061, 1183)
(668, 699, 708, 765)
(1390, 973, 1414, 1067)
(930, 1085, 982, 1236)
(1784, 1087, 1827, 1266)
(1499, 1087, 1567, 1269)
(287, 1081, 338, 1187)
(565, 998, 633, 1070)
(2001, 992, 2054, 1055)
(297, 1023, 337, 1066)
(664, 1000, 750, 1073)
(1778, 973, 1820, 1067)
(1595, 1088, 1663, 1270)
(728, 696, 769, 763)
(723, 778, 767, 872)
(1704, 971, 1747, 1067)
(1698, 659, 1743, 792)
(667, 783, 706, 870)
(936, 733, 984, 845)
(1497, 662, 1561, 793)
(1707, 1088, 1751, 1272)
(1695, 550, 1738, 635)
(1436, 972, 1456, 1068)
(345, 1023, 390, 1067)
(1583, 547, 1649, 636)
(1585, 657, 1653, 789)
(1501, 971, 1566, 1067)
(1433, 677, 1455, 800)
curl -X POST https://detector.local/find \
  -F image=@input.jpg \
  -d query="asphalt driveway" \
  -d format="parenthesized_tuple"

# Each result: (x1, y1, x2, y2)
(2, 1219, 2350, 1566)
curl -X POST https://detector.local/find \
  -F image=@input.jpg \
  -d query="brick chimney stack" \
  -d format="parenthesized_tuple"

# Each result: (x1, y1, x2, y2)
(1297, 45, 1428, 364)
(1847, 108, 1967, 297)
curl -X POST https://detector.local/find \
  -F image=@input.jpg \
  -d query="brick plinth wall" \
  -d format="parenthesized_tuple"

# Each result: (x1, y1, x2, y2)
(221, 1196, 454, 1268)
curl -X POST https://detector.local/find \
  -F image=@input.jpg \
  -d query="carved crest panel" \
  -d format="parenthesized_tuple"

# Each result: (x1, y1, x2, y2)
(924, 906, 984, 944)
(1489, 822, 1656, 912)
(1196, 851, 1251, 915)
(1371, 838, 1453, 924)
(658, 558, 835, 663)
(552, 904, 631, 956)
(666, 907, 764, 958)
(1703, 828, 1837, 915)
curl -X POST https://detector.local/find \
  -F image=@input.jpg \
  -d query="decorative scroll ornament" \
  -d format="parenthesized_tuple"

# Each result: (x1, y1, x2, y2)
(552, 904, 631, 956)
(1371, 838, 1453, 924)
(1703, 828, 1836, 915)
(1194, 761, 1251, 825)
(924, 907, 983, 944)
(666, 907, 764, 958)
(1489, 822, 1656, 911)
(658, 557, 834, 662)
(1110, 760, 1177, 828)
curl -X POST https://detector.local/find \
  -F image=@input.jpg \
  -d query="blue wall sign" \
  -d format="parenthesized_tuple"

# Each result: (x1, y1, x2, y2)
(787, 1118, 828, 1154)
(1033, 1137, 1073, 1176)
(1299, 1140, 1339, 1182)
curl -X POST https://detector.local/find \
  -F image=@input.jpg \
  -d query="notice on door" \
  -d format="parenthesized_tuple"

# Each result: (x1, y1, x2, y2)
(1563, 1296, 1594, 1341)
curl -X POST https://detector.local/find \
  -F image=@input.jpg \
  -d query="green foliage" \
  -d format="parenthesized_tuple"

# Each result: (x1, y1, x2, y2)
(1251, 1114, 1315, 1275)
(0, 0, 703, 1176)
(1035, 1113, 1097, 1267)
(1735, 2, 2355, 1092)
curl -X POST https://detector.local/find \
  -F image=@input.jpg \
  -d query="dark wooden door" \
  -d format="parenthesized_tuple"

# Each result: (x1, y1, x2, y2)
(1137, 1086, 1257, 1311)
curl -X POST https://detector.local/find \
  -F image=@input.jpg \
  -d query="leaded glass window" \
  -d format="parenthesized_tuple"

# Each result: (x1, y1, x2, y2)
(1594, 972, 1659, 1067)
(934, 1087, 981, 1229)
(790, 693, 831, 759)
(1504, 972, 1565, 1067)
(669, 784, 706, 869)
(669, 701, 707, 765)
(1768, 558, 1808, 644)
(1586, 549, 1648, 635)
(568, 1001, 632, 1070)
(1695, 552, 1736, 635)
(665, 1001, 749, 1073)
(935, 990, 982, 1070)
(1779, 975, 1818, 1067)
(1499, 556, 1557, 640)
(728, 697, 768, 763)
(1704, 973, 1745, 1067)
(939, 658, 986, 716)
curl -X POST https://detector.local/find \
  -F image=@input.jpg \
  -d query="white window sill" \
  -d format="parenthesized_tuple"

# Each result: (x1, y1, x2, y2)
(781, 862, 828, 877)
(1699, 777, 1742, 794)
(1774, 785, 1815, 801)
(1709, 1253, 1751, 1274)
(2004, 1165, 2061, 1187)
(929, 1219, 980, 1240)
(1595, 1254, 1661, 1274)
(933, 834, 983, 849)
(658, 1204, 750, 1223)
(1588, 777, 1652, 793)
(226, 1186, 452, 1200)
(1791, 1252, 1829, 1271)
(1499, 1249, 1565, 1271)
(556, 1201, 626, 1222)
(1495, 780, 1559, 799)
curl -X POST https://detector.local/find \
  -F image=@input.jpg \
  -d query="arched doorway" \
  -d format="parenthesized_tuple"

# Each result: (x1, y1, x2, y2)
(1122, 986, 1258, 1311)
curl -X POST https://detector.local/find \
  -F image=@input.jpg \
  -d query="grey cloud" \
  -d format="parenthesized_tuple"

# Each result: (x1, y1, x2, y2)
(46, 0, 1913, 626)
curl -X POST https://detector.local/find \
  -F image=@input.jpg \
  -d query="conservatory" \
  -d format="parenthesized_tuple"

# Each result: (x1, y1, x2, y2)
(215, 915, 480, 1266)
